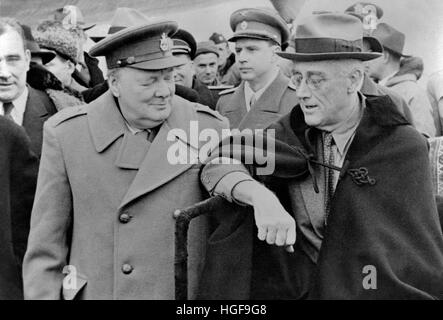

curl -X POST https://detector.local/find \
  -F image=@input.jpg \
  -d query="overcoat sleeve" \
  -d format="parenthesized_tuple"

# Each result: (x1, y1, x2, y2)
(23, 121, 73, 300)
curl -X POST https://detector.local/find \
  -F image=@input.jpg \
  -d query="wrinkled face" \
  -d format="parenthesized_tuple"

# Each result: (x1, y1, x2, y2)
(193, 52, 218, 85)
(109, 67, 175, 129)
(44, 54, 74, 87)
(0, 27, 30, 102)
(215, 42, 230, 68)
(173, 53, 194, 88)
(235, 38, 276, 82)
(291, 60, 356, 131)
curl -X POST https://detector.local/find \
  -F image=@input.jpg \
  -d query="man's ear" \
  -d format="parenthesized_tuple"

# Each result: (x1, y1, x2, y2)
(66, 60, 76, 75)
(24, 49, 31, 71)
(348, 67, 364, 93)
(108, 71, 120, 98)
(271, 45, 281, 63)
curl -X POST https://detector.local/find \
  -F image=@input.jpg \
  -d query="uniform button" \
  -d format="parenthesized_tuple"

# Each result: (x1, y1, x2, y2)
(119, 213, 132, 223)
(122, 264, 133, 274)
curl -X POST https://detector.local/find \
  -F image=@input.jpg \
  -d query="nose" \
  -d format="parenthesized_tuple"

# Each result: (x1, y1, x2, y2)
(0, 60, 12, 79)
(155, 79, 172, 98)
(296, 78, 312, 100)
(237, 49, 247, 63)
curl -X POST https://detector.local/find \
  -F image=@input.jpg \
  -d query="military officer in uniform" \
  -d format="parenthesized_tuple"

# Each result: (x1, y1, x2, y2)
(216, 7, 298, 130)
(23, 17, 228, 300)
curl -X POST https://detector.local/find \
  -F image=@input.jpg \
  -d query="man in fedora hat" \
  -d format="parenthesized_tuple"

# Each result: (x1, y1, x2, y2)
(367, 22, 436, 137)
(216, 7, 298, 130)
(22, 11, 233, 299)
(199, 13, 443, 299)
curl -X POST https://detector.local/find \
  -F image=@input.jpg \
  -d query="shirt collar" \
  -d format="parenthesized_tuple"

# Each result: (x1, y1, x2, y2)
(0, 86, 29, 125)
(244, 67, 279, 108)
(330, 92, 366, 157)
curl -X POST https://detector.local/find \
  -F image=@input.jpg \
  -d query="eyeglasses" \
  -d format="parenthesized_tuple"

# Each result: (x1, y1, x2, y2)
(290, 73, 329, 91)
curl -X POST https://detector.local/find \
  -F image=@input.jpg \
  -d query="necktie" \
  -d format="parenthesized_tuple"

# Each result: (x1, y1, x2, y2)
(323, 132, 335, 224)
(2, 102, 14, 121)
(250, 93, 257, 109)
(136, 128, 157, 143)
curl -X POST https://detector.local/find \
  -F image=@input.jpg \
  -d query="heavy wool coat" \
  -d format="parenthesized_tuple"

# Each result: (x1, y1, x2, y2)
(0, 117, 38, 300)
(216, 71, 297, 130)
(23, 86, 58, 158)
(199, 95, 443, 299)
(23, 91, 228, 300)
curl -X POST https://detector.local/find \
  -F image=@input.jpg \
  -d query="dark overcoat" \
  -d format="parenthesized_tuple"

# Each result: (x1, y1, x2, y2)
(199, 95, 443, 299)
(0, 117, 38, 300)
(22, 86, 58, 158)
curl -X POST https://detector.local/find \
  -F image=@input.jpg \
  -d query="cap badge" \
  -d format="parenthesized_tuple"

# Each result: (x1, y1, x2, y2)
(240, 21, 248, 30)
(160, 33, 170, 52)
(219, 35, 223, 41)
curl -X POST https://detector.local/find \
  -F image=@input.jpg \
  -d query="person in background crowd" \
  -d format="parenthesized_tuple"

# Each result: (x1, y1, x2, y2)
(341, 4, 414, 123)
(0, 117, 38, 300)
(53, 5, 105, 88)
(193, 41, 220, 87)
(428, 70, 443, 136)
(0, 17, 58, 158)
(216, 7, 297, 130)
(199, 13, 443, 300)
(209, 32, 241, 86)
(22, 10, 229, 300)
(172, 29, 221, 109)
(35, 20, 87, 93)
(21, 24, 84, 111)
(367, 22, 436, 137)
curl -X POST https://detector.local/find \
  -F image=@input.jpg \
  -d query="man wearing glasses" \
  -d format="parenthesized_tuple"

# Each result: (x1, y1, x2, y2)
(200, 13, 443, 299)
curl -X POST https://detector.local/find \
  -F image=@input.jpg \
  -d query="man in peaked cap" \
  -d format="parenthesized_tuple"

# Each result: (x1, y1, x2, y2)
(22, 9, 234, 299)
(172, 30, 222, 109)
(367, 22, 436, 137)
(209, 32, 240, 86)
(216, 7, 298, 130)
(199, 13, 443, 299)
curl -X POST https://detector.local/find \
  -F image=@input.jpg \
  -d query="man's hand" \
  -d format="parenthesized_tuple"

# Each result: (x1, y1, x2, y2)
(232, 180, 296, 252)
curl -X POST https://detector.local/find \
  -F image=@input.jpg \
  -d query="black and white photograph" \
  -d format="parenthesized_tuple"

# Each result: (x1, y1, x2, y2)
(0, 0, 443, 304)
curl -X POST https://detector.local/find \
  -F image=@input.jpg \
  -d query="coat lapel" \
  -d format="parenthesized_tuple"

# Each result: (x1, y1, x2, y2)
(224, 82, 247, 128)
(119, 96, 200, 209)
(238, 71, 289, 130)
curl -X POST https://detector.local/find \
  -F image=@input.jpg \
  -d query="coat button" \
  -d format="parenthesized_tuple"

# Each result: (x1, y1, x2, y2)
(122, 264, 133, 274)
(119, 213, 132, 223)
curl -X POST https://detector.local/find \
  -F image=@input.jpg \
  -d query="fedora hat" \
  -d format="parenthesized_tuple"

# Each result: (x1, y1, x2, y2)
(90, 8, 182, 71)
(229, 7, 290, 47)
(277, 13, 382, 62)
(20, 24, 55, 64)
(371, 23, 410, 57)
(54, 5, 96, 31)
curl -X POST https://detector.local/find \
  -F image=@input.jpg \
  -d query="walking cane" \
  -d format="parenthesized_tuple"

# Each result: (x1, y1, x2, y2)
(174, 195, 226, 300)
